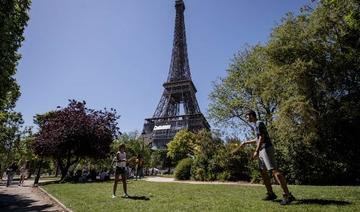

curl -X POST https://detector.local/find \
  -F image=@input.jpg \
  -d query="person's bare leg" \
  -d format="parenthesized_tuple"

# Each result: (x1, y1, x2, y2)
(260, 169, 274, 194)
(113, 174, 119, 195)
(20, 175, 25, 185)
(272, 170, 289, 195)
(122, 175, 127, 195)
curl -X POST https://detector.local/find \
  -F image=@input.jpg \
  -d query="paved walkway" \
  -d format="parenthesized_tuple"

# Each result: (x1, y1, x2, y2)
(0, 179, 66, 212)
(144, 176, 261, 186)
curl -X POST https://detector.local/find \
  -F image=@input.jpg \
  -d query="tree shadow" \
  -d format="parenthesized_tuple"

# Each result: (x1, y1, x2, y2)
(122, 195, 150, 201)
(0, 192, 56, 212)
(274, 198, 351, 206)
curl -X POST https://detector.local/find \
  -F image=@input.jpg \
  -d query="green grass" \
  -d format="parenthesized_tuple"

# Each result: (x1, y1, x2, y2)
(43, 180, 360, 212)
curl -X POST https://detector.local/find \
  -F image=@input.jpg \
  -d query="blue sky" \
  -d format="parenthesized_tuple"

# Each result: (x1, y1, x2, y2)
(16, 0, 310, 133)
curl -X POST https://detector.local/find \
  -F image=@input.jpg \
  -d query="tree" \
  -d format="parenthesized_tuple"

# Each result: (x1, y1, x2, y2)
(0, 111, 23, 173)
(266, 0, 360, 184)
(188, 130, 230, 181)
(32, 100, 120, 180)
(208, 46, 278, 138)
(209, 0, 360, 184)
(0, 0, 31, 110)
(167, 130, 196, 164)
(112, 132, 151, 169)
(0, 0, 31, 175)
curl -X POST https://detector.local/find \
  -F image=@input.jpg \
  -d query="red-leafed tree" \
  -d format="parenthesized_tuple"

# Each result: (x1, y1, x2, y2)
(32, 100, 120, 180)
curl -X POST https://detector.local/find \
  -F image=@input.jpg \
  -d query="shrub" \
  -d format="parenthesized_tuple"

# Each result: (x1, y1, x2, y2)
(191, 167, 206, 181)
(218, 171, 231, 181)
(175, 158, 193, 180)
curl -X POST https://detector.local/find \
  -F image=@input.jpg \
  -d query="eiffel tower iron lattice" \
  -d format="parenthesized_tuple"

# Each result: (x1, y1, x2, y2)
(142, 0, 210, 149)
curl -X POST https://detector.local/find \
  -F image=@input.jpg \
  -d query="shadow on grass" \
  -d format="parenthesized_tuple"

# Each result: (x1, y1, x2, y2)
(122, 195, 150, 201)
(295, 199, 351, 205)
(274, 199, 351, 206)
(0, 191, 55, 212)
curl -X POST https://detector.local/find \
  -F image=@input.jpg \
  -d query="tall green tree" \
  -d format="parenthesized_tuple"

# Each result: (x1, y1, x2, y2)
(167, 129, 196, 164)
(112, 131, 151, 168)
(0, 0, 31, 171)
(266, 0, 360, 184)
(209, 0, 360, 184)
(0, 0, 31, 110)
(209, 46, 278, 137)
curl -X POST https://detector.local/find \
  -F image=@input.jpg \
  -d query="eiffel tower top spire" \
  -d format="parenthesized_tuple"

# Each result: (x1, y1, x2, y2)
(167, 0, 191, 82)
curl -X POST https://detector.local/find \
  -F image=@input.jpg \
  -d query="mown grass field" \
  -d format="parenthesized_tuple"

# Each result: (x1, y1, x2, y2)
(43, 180, 360, 212)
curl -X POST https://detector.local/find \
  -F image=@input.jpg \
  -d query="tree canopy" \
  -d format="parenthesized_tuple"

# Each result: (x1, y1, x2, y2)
(209, 0, 360, 184)
(32, 100, 120, 180)
(0, 0, 31, 173)
(0, 0, 31, 110)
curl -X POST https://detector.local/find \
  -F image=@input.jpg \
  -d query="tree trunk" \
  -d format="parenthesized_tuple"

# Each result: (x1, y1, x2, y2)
(55, 161, 59, 177)
(58, 159, 68, 182)
(33, 157, 43, 186)
(58, 154, 79, 182)
(60, 168, 68, 181)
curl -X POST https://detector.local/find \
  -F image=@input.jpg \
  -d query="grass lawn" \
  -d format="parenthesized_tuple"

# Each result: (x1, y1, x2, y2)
(43, 180, 360, 212)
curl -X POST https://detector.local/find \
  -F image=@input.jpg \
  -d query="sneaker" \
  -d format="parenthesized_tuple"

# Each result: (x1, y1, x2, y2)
(280, 193, 295, 205)
(262, 192, 277, 201)
(122, 193, 129, 198)
(112, 194, 116, 199)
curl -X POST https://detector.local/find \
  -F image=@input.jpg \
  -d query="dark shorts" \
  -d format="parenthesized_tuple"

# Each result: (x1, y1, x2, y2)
(115, 167, 126, 176)
(259, 146, 277, 171)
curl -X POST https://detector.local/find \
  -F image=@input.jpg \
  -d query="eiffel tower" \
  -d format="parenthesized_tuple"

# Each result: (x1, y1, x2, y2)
(142, 0, 210, 149)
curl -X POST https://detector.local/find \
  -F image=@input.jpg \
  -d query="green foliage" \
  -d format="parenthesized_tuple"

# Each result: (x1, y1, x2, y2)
(208, 0, 360, 184)
(208, 46, 277, 136)
(0, 0, 31, 176)
(150, 149, 172, 169)
(267, 0, 360, 184)
(167, 130, 195, 164)
(0, 111, 25, 173)
(174, 158, 193, 180)
(112, 132, 151, 168)
(0, 0, 31, 110)
(190, 130, 227, 181)
(224, 140, 254, 181)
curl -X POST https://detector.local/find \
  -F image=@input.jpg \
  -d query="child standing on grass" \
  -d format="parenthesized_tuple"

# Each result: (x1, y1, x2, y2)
(112, 144, 129, 198)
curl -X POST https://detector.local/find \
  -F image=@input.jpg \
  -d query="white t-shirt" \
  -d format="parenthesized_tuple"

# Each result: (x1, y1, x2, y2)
(116, 151, 126, 168)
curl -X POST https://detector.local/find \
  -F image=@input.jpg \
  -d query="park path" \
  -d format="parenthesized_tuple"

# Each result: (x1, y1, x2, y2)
(0, 178, 67, 212)
(144, 176, 262, 186)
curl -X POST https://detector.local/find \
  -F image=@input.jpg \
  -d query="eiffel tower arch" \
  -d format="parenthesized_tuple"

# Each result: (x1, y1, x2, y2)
(142, 0, 210, 149)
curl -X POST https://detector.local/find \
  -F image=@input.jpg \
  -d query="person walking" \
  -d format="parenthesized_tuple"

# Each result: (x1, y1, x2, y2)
(135, 155, 140, 180)
(237, 110, 295, 205)
(138, 155, 144, 179)
(112, 144, 129, 198)
(18, 161, 28, 186)
(6, 162, 18, 187)
(135, 154, 144, 180)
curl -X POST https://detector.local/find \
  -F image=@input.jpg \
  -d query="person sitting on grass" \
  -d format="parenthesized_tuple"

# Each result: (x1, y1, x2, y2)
(112, 144, 129, 198)
(234, 110, 295, 205)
